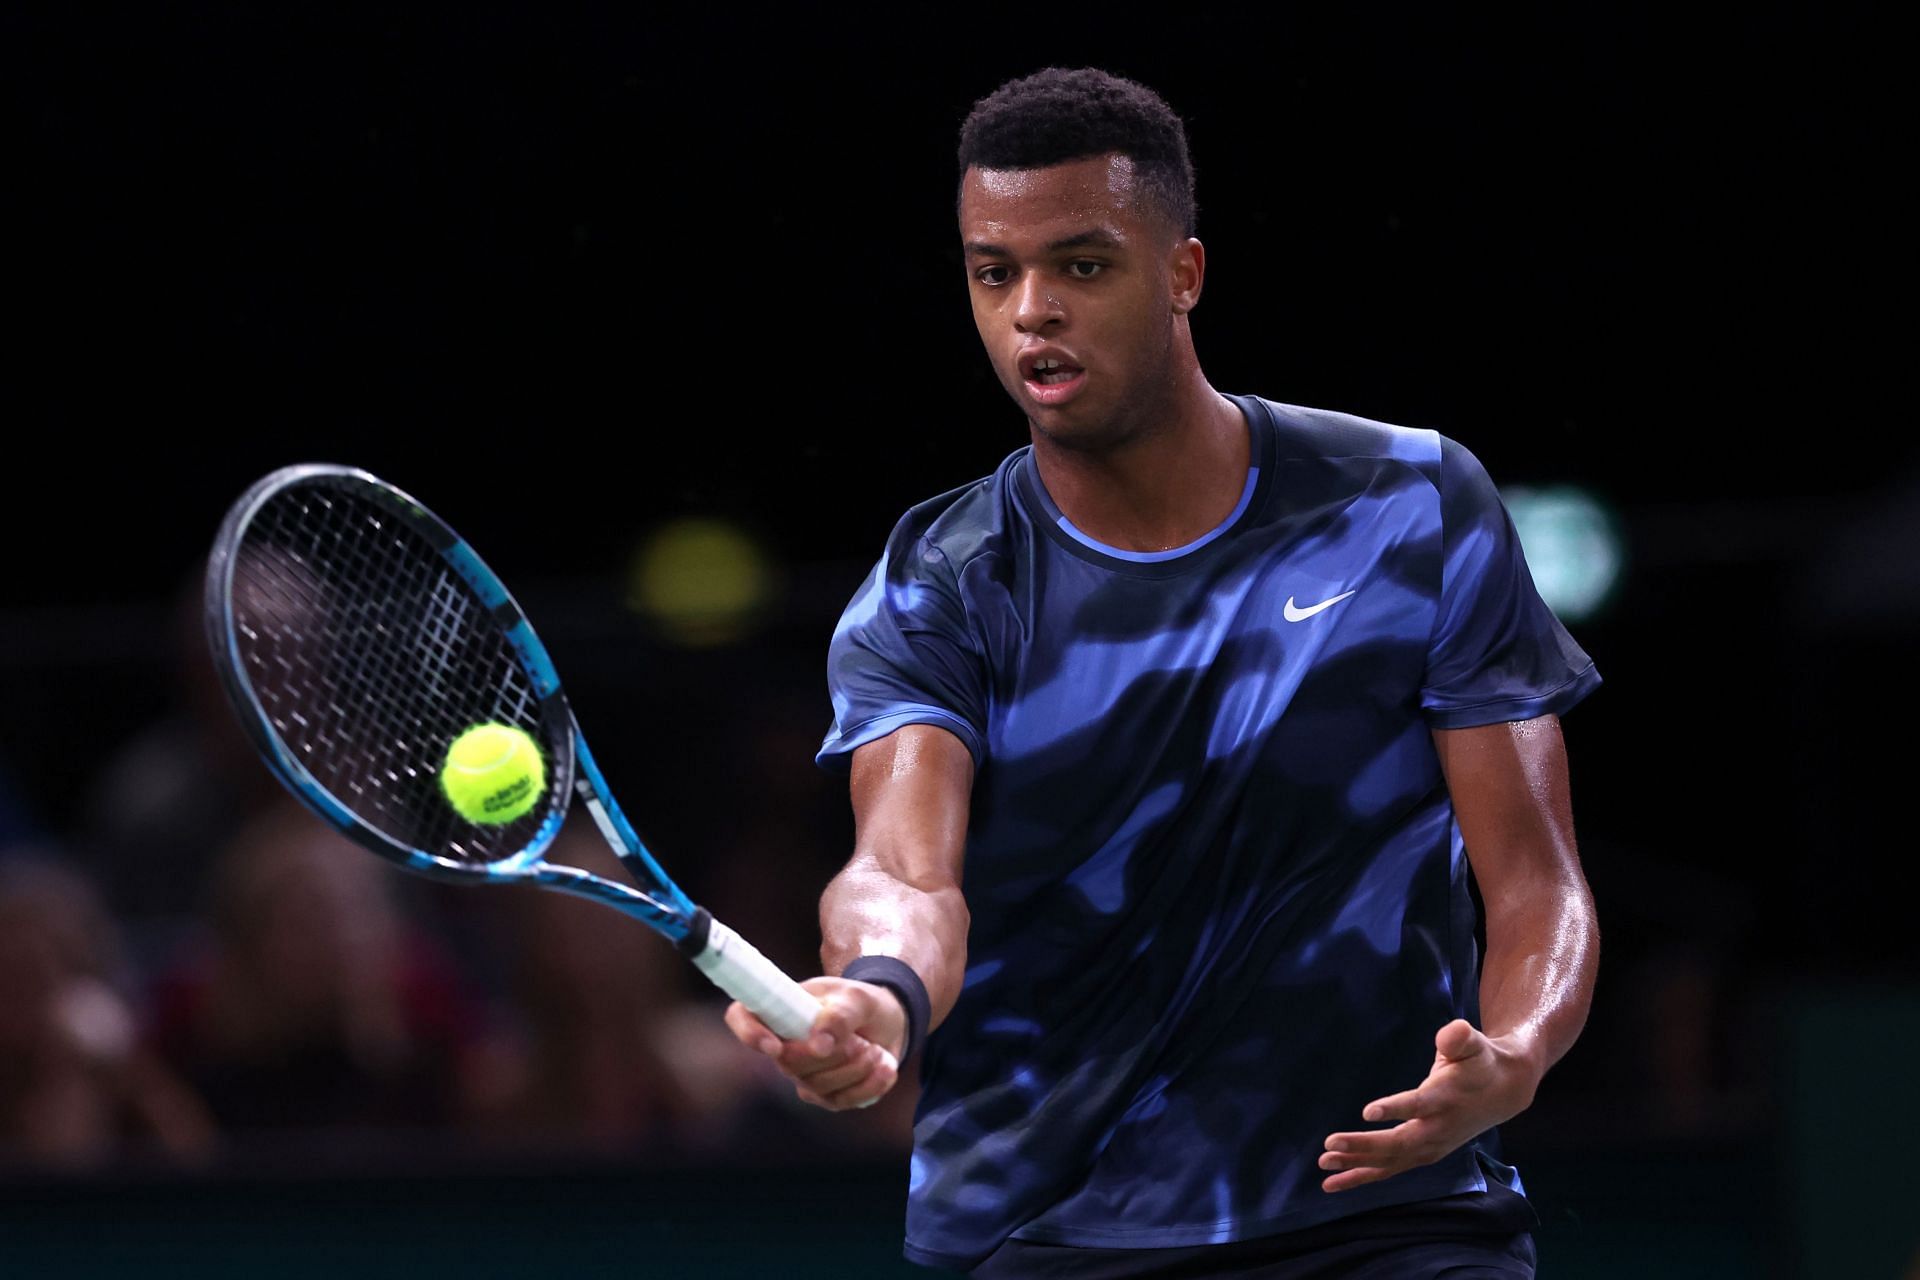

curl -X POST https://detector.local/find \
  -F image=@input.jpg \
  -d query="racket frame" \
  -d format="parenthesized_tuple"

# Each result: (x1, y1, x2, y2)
(205, 464, 824, 1038)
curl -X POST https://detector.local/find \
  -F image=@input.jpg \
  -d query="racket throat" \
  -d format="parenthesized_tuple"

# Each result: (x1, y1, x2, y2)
(674, 906, 716, 958)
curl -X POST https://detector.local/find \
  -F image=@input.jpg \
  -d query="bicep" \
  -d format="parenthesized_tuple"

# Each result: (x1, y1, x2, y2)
(848, 723, 974, 891)
(1432, 716, 1583, 899)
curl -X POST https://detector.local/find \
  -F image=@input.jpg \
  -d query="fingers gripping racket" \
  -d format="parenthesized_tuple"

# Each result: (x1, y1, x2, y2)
(204, 464, 820, 1041)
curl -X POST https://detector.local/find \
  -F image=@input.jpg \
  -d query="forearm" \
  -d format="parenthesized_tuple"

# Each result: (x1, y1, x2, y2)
(1478, 871, 1599, 1091)
(1324, 719, 1597, 1186)
(823, 724, 975, 1034)
(820, 850, 969, 1030)
(734, 730, 967, 1106)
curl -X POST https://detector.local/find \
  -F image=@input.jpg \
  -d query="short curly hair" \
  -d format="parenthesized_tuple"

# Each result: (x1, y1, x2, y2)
(957, 67, 1196, 238)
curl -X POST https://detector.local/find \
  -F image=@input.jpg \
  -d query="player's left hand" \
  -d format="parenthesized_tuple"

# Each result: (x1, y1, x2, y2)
(1318, 1019, 1539, 1193)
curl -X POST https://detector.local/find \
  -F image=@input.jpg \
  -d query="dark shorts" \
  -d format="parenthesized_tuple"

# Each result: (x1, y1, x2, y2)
(970, 1184, 1539, 1279)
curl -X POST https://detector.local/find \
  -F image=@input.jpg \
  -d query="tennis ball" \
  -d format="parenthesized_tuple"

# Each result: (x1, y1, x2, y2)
(440, 723, 545, 824)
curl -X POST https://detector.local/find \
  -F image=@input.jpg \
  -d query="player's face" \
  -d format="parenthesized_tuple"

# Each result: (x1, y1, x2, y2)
(959, 153, 1195, 451)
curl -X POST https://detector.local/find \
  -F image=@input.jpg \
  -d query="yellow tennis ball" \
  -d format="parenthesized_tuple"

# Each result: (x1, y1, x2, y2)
(440, 723, 545, 824)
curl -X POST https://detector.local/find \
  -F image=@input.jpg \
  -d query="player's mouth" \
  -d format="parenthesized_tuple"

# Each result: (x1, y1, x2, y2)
(1017, 349, 1087, 406)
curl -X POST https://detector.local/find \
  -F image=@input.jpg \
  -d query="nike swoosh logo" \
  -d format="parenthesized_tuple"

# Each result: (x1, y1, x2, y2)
(1283, 590, 1357, 622)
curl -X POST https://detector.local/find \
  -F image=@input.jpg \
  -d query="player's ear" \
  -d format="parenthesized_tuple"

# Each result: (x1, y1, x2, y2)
(1170, 236, 1205, 315)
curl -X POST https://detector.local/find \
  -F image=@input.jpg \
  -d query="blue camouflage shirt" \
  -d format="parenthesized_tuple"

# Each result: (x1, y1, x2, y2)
(818, 395, 1600, 1270)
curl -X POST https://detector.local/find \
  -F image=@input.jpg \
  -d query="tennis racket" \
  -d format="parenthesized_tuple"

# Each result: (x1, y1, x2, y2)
(203, 463, 822, 1041)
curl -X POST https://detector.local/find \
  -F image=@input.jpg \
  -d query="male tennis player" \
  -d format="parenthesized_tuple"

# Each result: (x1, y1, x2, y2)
(725, 68, 1599, 1277)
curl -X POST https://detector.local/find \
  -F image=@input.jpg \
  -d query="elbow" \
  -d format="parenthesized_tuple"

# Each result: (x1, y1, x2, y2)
(1483, 871, 1599, 967)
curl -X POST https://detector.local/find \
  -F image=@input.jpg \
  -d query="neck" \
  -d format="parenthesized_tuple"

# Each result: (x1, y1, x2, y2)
(1029, 353, 1248, 553)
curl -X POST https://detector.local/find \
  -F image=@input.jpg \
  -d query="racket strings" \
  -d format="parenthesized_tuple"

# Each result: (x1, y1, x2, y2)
(228, 483, 562, 866)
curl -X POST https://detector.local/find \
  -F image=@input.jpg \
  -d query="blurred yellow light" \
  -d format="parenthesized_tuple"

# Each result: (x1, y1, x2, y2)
(627, 518, 773, 647)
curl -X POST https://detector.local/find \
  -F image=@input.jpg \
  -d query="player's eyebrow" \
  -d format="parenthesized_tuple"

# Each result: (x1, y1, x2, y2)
(963, 229, 1126, 259)
(1045, 230, 1123, 252)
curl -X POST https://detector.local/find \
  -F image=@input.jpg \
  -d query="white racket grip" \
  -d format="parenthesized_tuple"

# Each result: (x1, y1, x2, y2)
(691, 916, 821, 1041)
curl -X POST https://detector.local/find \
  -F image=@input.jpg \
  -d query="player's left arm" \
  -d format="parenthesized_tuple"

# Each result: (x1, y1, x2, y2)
(1320, 713, 1598, 1192)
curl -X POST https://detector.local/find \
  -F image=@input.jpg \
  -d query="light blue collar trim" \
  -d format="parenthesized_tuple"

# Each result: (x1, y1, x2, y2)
(1042, 463, 1261, 563)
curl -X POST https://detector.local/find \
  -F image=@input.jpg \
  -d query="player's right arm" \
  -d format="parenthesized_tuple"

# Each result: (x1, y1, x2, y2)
(724, 723, 973, 1111)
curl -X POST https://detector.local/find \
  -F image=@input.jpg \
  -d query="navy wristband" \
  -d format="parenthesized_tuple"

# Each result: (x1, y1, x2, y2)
(842, 955, 930, 1064)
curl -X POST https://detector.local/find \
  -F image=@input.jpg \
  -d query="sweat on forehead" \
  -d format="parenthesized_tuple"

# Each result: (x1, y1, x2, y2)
(959, 154, 1172, 241)
(969, 154, 1140, 207)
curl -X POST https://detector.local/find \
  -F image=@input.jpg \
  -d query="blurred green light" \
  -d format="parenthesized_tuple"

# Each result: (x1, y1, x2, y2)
(1502, 485, 1623, 622)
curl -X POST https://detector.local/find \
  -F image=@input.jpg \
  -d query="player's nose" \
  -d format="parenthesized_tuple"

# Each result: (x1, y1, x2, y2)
(1012, 275, 1065, 333)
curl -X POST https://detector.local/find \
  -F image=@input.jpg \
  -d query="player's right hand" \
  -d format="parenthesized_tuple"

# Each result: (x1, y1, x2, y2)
(723, 976, 903, 1112)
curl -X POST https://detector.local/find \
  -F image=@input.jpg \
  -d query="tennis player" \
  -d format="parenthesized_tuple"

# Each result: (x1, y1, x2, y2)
(724, 68, 1600, 1278)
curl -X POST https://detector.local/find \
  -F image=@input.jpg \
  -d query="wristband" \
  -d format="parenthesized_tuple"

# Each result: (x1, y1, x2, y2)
(842, 955, 930, 1064)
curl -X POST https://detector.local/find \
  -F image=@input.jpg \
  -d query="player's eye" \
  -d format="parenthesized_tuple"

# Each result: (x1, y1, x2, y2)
(975, 265, 1012, 286)
(1065, 260, 1105, 279)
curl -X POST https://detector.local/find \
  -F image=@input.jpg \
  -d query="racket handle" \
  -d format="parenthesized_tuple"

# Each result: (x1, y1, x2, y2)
(684, 911, 822, 1041)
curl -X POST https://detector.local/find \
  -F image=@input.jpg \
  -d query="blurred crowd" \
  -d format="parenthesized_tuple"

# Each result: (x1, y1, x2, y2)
(0, 593, 911, 1174)
(0, 573, 1791, 1178)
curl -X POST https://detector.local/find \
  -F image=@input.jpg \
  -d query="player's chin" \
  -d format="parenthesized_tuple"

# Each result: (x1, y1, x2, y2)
(1029, 409, 1126, 455)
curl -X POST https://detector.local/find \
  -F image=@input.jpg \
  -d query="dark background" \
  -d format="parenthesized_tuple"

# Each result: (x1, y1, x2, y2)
(1, 6, 1911, 1278)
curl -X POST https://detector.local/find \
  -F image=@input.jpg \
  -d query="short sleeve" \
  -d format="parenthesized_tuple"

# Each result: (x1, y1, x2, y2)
(1420, 437, 1602, 728)
(816, 523, 988, 772)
